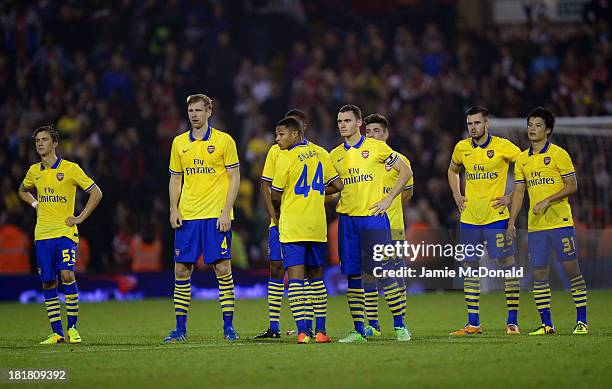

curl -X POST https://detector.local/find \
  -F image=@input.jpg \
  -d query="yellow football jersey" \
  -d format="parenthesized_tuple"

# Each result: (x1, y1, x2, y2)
(271, 140, 339, 243)
(514, 142, 575, 231)
(451, 135, 520, 225)
(22, 157, 95, 243)
(261, 144, 281, 228)
(331, 136, 398, 216)
(384, 153, 414, 240)
(169, 126, 239, 220)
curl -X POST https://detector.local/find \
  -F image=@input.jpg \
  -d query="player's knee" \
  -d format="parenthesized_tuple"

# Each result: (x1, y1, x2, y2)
(287, 265, 304, 280)
(306, 266, 323, 280)
(269, 261, 284, 279)
(213, 259, 231, 276)
(498, 255, 515, 268)
(532, 267, 549, 280)
(462, 261, 479, 269)
(42, 280, 57, 289)
(174, 263, 193, 278)
(362, 273, 376, 283)
(561, 260, 581, 278)
(60, 271, 75, 284)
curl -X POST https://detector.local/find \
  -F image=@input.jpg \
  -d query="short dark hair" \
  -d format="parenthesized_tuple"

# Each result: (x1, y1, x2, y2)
(284, 109, 308, 124)
(33, 124, 59, 142)
(363, 113, 389, 130)
(276, 117, 302, 132)
(339, 104, 362, 120)
(527, 106, 555, 135)
(465, 106, 489, 118)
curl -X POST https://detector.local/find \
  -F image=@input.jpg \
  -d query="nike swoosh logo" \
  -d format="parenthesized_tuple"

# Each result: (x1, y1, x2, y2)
(464, 153, 471, 156)
(337, 157, 344, 162)
(36, 177, 40, 180)
(183, 149, 191, 153)
(567, 251, 575, 256)
(523, 163, 528, 166)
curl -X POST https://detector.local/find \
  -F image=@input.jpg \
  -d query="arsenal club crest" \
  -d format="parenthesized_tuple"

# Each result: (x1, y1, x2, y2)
(56, 173, 64, 181)
(208, 145, 215, 154)
(361, 150, 370, 159)
(385, 164, 392, 171)
(544, 156, 551, 165)
(487, 150, 494, 159)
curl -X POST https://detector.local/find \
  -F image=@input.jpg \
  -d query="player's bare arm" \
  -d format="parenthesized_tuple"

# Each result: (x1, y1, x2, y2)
(18, 182, 38, 208)
(401, 187, 413, 205)
(169, 174, 183, 228)
(447, 161, 466, 212)
(370, 157, 411, 216)
(493, 156, 515, 209)
(506, 182, 526, 240)
(218, 166, 240, 232)
(271, 189, 281, 222)
(65, 185, 103, 227)
(532, 175, 577, 215)
(261, 179, 278, 225)
(325, 176, 343, 195)
(492, 191, 513, 209)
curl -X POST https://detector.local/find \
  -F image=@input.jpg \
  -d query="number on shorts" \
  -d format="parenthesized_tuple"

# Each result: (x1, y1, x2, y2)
(221, 236, 228, 252)
(62, 249, 76, 265)
(562, 236, 576, 253)
(496, 233, 511, 248)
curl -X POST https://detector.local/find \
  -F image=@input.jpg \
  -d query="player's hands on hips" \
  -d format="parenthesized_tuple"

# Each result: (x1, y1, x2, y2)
(170, 208, 183, 229)
(532, 199, 550, 215)
(217, 208, 231, 232)
(65, 216, 81, 227)
(369, 196, 393, 216)
(453, 193, 467, 212)
(492, 195, 511, 209)
(506, 223, 517, 240)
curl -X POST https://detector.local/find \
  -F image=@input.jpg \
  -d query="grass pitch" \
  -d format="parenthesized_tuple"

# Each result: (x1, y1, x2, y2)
(1, 291, 611, 388)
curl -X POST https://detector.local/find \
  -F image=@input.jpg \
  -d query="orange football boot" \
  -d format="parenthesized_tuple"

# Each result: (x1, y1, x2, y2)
(315, 332, 332, 343)
(297, 332, 311, 344)
(450, 324, 482, 335)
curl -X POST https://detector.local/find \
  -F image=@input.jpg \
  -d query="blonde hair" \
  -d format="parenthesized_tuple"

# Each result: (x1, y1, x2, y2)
(186, 94, 213, 109)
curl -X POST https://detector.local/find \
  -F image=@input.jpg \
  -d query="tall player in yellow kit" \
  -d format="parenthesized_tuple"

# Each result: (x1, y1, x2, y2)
(256, 109, 315, 339)
(270, 117, 343, 343)
(507, 107, 588, 335)
(363, 113, 413, 338)
(18, 125, 103, 344)
(448, 106, 522, 335)
(330, 105, 412, 343)
(164, 94, 241, 342)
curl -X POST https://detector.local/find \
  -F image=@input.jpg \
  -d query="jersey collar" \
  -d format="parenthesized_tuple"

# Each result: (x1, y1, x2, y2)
(288, 139, 309, 151)
(344, 135, 365, 150)
(189, 124, 212, 142)
(528, 141, 551, 156)
(472, 134, 492, 149)
(40, 156, 62, 170)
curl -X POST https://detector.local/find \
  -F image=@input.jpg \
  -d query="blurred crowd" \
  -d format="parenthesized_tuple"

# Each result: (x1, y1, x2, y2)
(1, 0, 610, 274)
